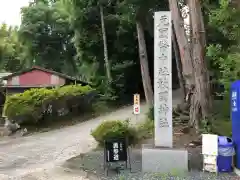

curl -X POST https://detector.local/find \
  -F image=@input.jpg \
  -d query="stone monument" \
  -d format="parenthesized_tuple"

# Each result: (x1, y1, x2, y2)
(142, 11, 188, 174)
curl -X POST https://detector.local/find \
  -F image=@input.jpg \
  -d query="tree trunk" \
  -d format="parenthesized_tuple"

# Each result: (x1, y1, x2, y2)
(189, 0, 212, 121)
(172, 23, 186, 98)
(100, 5, 112, 82)
(136, 20, 154, 107)
(187, 0, 193, 45)
(168, 0, 212, 131)
(169, 0, 194, 90)
(231, 0, 240, 8)
(196, 1, 206, 48)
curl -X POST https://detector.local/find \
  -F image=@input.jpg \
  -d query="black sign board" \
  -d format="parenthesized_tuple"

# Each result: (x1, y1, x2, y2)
(104, 138, 128, 162)
(103, 137, 131, 175)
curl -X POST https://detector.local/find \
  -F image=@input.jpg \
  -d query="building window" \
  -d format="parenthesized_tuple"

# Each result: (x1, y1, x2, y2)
(11, 76, 19, 85)
(51, 75, 59, 85)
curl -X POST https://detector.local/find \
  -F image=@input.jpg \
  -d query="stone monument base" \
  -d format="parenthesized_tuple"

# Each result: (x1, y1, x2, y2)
(234, 168, 240, 176)
(142, 144, 188, 174)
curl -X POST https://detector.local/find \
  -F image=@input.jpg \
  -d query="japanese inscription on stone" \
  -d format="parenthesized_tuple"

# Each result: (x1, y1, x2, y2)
(154, 11, 172, 148)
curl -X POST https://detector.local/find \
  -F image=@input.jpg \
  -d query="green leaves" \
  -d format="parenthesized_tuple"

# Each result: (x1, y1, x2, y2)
(0, 24, 25, 72)
(4, 85, 94, 122)
(19, 0, 78, 75)
(91, 120, 138, 146)
(0, 0, 168, 105)
(207, 0, 240, 95)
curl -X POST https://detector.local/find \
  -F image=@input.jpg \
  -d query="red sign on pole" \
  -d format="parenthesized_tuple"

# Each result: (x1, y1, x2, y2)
(135, 107, 139, 113)
(133, 94, 140, 115)
(133, 104, 140, 114)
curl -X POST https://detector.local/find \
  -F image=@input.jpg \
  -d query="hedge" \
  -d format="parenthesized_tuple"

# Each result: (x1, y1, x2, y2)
(3, 85, 96, 125)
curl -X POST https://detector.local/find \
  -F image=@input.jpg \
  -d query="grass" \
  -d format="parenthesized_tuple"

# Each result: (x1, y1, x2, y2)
(212, 119, 232, 137)
(210, 100, 232, 137)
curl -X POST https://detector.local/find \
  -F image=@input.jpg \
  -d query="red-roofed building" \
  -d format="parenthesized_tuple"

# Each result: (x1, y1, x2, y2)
(1, 66, 88, 94)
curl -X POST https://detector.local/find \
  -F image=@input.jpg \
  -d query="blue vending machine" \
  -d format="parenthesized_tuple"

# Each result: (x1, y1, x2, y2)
(231, 80, 240, 168)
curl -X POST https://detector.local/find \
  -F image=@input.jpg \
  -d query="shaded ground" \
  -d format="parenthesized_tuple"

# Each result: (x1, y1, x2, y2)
(63, 150, 236, 180)
(63, 126, 237, 179)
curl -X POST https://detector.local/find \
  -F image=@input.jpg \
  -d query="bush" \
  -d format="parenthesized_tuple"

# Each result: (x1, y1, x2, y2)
(137, 119, 154, 140)
(147, 106, 154, 120)
(3, 85, 95, 124)
(91, 120, 138, 146)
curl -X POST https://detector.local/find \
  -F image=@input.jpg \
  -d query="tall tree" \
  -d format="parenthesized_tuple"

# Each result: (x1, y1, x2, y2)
(62, 0, 145, 102)
(206, 0, 240, 117)
(188, 0, 212, 130)
(19, 0, 78, 75)
(0, 24, 25, 72)
(118, 0, 169, 106)
(170, 0, 213, 130)
(169, 0, 194, 91)
(172, 24, 186, 97)
(100, 3, 112, 81)
(231, 0, 240, 8)
(136, 19, 153, 106)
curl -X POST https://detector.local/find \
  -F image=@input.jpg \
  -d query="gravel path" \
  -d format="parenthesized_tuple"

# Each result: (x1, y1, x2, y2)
(63, 149, 238, 180)
(0, 89, 184, 179)
(0, 102, 151, 179)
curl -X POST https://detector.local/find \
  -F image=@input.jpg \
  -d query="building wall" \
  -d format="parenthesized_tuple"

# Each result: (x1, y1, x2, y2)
(7, 70, 66, 86)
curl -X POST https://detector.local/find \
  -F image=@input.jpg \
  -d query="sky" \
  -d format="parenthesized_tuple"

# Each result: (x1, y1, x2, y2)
(0, 0, 30, 26)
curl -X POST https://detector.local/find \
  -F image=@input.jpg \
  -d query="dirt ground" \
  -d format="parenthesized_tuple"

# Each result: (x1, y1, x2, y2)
(138, 125, 202, 170)
(62, 124, 237, 180)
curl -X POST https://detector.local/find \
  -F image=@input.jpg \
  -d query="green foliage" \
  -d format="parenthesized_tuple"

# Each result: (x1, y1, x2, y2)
(207, 0, 240, 88)
(206, 0, 240, 120)
(4, 85, 94, 123)
(136, 119, 154, 140)
(19, 0, 78, 75)
(199, 100, 232, 135)
(92, 100, 110, 114)
(199, 118, 213, 134)
(4, 88, 52, 119)
(0, 24, 25, 72)
(91, 118, 154, 147)
(146, 106, 154, 121)
(212, 119, 232, 137)
(0, 0, 170, 106)
(63, 0, 169, 103)
(56, 85, 93, 96)
(91, 120, 138, 146)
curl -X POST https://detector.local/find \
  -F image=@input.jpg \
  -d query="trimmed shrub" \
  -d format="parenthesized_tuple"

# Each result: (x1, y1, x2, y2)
(3, 85, 95, 124)
(91, 120, 138, 146)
